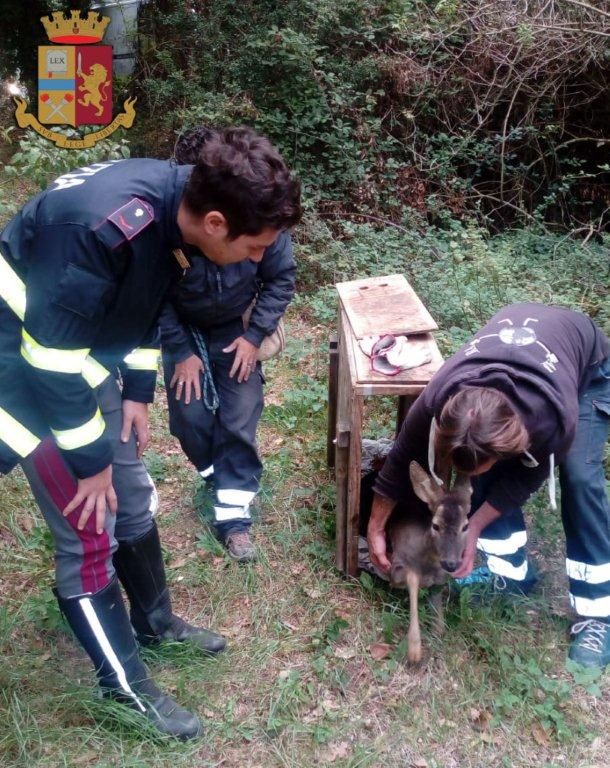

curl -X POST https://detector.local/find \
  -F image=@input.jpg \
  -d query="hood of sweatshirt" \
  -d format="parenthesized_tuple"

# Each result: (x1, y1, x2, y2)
(424, 362, 573, 462)
(419, 302, 610, 510)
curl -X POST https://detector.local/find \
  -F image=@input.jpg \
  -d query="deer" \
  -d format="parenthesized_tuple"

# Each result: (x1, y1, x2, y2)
(388, 460, 472, 664)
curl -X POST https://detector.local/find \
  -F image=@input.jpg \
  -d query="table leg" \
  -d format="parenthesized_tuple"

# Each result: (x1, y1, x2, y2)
(345, 392, 363, 577)
(335, 324, 351, 574)
(327, 333, 338, 468)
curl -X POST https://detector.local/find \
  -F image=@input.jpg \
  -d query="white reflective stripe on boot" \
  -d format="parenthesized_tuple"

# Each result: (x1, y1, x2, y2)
(78, 597, 146, 713)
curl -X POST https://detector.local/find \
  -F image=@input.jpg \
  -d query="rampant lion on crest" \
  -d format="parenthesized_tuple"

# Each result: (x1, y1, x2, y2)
(77, 62, 110, 117)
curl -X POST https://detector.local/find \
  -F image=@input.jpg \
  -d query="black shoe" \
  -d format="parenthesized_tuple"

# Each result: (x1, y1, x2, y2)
(138, 610, 227, 654)
(114, 523, 226, 654)
(57, 579, 202, 740)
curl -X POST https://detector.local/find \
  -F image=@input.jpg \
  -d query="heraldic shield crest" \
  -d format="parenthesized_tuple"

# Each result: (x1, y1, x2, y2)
(14, 10, 136, 149)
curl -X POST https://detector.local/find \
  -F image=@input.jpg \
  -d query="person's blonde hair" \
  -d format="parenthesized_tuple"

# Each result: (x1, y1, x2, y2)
(436, 388, 530, 473)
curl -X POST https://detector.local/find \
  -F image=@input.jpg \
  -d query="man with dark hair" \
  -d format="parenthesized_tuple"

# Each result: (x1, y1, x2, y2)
(367, 303, 610, 668)
(0, 127, 301, 738)
(161, 126, 296, 560)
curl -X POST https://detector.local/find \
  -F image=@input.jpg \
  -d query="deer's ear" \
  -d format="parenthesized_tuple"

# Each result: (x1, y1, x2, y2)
(451, 472, 473, 506)
(409, 461, 443, 506)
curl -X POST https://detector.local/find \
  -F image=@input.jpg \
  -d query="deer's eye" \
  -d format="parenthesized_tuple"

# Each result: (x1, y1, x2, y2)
(462, 523, 469, 532)
(431, 523, 440, 532)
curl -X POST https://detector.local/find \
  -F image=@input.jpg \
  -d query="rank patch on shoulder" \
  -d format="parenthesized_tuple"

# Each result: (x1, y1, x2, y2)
(107, 198, 154, 241)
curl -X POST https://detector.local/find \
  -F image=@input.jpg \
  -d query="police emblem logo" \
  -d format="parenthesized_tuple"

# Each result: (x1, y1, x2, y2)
(13, 10, 136, 149)
(38, 45, 113, 128)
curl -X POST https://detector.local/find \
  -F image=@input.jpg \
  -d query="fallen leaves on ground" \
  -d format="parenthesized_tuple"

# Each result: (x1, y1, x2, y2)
(531, 721, 551, 747)
(317, 741, 351, 763)
(369, 642, 393, 660)
(334, 646, 357, 660)
(469, 707, 492, 731)
(410, 758, 428, 768)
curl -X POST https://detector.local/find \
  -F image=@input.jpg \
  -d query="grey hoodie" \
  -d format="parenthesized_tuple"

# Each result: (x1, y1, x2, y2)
(374, 303, 609, 515)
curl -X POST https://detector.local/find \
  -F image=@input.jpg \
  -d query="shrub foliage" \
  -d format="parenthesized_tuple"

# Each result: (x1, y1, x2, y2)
(132, 0, 610, 230)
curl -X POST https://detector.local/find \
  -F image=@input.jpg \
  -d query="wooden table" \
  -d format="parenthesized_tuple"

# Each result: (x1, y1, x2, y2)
(327, 275, 443, 576)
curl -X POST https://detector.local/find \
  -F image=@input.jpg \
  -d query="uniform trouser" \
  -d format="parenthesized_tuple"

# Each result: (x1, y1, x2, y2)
(163, 319, 264, 540)
(20, 377, 158, 599)
(473, 359, 610, 617)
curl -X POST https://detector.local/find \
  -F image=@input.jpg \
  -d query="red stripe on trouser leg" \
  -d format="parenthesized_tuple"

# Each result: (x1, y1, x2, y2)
(31, 439, 111, 594)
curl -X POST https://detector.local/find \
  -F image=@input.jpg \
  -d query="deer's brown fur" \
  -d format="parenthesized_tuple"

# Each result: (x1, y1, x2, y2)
(389, 461, 472, 663)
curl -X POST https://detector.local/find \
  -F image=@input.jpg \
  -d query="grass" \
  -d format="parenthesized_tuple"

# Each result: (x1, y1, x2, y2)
(1, 317, 609, 767)
(0, 176, 609, 765)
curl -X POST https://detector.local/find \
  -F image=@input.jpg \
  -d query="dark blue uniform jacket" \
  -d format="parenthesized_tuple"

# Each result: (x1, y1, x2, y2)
(0, 159, 191, 478)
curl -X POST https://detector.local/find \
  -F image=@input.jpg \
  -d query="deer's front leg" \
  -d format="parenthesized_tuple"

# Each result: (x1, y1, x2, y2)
(406, 569, 422, 664)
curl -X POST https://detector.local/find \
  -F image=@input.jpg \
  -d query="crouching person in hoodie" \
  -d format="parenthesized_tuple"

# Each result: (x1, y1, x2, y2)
(367, 303, 610, 668)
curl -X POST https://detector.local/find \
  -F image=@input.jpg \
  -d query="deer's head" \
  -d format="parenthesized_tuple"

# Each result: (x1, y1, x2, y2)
(409, 461, 472, 574)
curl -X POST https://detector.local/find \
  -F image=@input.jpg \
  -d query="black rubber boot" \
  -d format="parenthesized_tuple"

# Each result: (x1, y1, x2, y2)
(113, 523, 226, 654)
(56, 578, 202, 740)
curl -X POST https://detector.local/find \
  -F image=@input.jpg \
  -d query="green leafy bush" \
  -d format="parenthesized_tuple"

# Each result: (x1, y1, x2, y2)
(130, 0, 610, 230)
(294, 209, 610, 351)
(4, 128, 130, 191)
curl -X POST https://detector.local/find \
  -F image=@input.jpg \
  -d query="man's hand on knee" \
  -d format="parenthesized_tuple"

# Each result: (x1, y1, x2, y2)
(63, 465, 117, 535)
(223, 336, 258, 383)
(170, 354, 204, 404)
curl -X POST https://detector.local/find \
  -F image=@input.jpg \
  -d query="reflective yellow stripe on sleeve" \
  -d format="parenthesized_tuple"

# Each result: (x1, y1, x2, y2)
(0, 406, 41, 457)
(0, 255, 26, 320)
(123, 348, 160, 371)
(21, 329, 90, 374)
(82, 355, 111, 388)
(52, 408, 105, 450)
(21, 331, 110, 388)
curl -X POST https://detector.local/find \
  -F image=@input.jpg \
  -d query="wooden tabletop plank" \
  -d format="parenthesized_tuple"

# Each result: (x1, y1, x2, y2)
(336, 274, 438, 339)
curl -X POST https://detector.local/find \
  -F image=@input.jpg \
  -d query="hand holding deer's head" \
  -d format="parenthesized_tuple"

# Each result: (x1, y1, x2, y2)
(409, 461, 472, 574)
